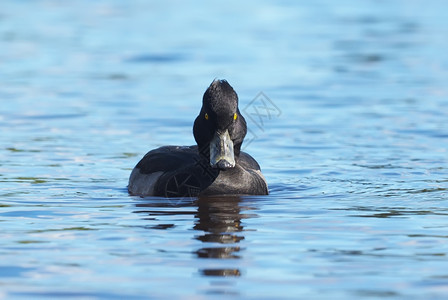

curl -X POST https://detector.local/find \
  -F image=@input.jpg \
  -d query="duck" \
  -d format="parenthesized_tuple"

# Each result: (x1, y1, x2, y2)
(128, 79, 268, 197)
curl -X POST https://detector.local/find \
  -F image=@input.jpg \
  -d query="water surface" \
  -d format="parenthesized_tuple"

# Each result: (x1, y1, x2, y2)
(1, 0, 448, 299)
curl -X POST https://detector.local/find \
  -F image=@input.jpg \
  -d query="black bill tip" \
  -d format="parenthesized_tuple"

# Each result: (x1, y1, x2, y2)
(216, 159, 234, 170)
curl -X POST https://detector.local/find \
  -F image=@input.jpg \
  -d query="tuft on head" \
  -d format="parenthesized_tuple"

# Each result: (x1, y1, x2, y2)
(203, 79, 238, 119)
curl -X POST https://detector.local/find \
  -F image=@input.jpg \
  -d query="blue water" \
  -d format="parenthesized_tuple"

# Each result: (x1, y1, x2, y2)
(1, 0, 448, 299)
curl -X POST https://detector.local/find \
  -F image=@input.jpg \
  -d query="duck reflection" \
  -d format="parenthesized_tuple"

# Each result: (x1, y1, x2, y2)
(193, 197, 244, 262)
(134, 195, 255, 278)
(194, 196, 245, 276)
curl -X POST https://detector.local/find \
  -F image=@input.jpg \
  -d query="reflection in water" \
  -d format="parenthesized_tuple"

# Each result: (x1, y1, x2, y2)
(194, 196, 246, 276)
(134, 196, 255, 278)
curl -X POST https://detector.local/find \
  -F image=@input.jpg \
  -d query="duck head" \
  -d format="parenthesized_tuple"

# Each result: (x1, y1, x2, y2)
(193, 79, 247, 170)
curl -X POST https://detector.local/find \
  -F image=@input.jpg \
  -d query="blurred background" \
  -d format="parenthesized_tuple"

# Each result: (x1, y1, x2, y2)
(1, 1, 448, 299)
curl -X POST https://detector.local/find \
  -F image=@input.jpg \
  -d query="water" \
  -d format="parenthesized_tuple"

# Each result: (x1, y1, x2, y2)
(1, 0, 448, 299)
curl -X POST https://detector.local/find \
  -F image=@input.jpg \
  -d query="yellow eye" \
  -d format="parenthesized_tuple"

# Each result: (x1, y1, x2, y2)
(234, 113, 237, 120)
(205, 113, 209, 120)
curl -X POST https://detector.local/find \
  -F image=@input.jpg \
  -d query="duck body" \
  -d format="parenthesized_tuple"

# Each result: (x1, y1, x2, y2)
(128, 80, 269, 197)
(128, 145, 268, 197)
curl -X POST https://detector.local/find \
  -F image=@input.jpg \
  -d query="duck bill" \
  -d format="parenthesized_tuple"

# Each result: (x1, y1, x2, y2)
(209, 129, 235, 169)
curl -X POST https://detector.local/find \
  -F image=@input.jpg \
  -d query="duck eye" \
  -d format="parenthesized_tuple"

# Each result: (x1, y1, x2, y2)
(205, 113, 209, 120)
(233, 113, 237, 120)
